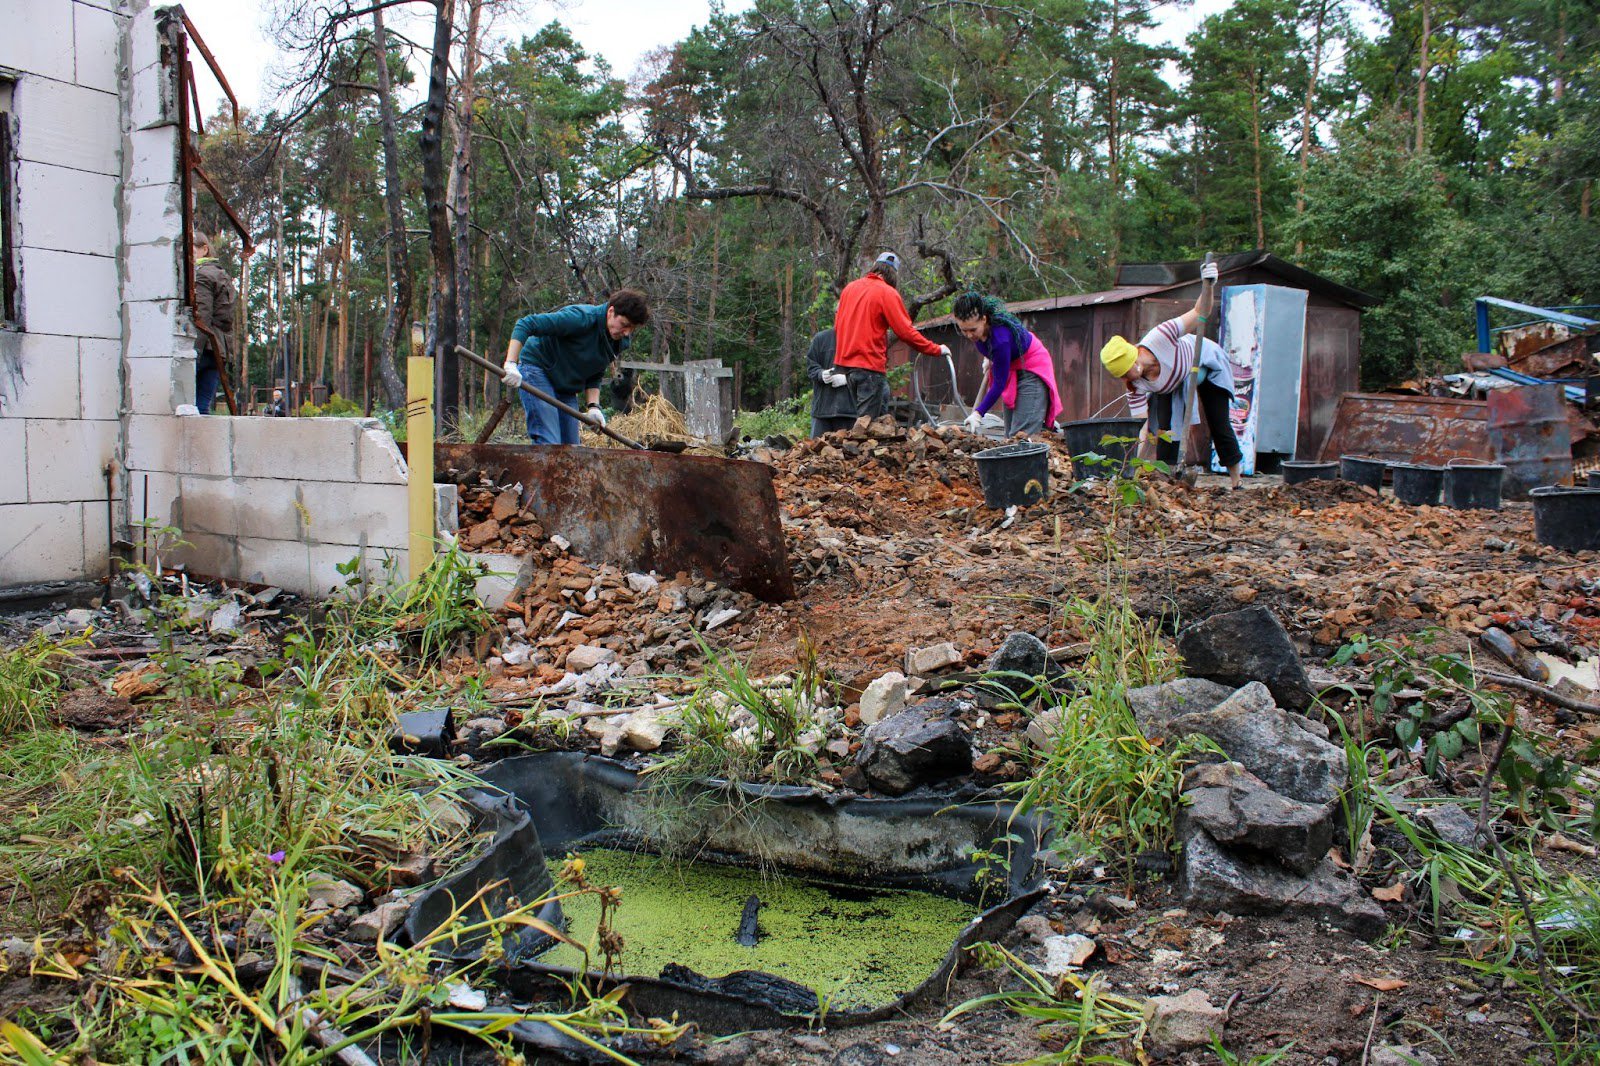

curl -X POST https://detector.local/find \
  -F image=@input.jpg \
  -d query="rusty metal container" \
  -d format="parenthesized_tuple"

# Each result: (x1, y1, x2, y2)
(435, 443, 795, 601)
(1486, 384, 1573, 500)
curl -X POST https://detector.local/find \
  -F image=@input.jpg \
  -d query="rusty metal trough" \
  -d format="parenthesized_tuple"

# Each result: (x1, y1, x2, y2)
(436, 443, 795, 602)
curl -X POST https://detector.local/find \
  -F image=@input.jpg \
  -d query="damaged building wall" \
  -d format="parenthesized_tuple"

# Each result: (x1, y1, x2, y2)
(0, 0, 127, 583)
(1, 0, 411, 596)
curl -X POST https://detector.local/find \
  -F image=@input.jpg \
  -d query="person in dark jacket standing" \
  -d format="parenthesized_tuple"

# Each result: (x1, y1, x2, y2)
(192, 233, 236, 415)
(805, 327, 856, 436)
(500, 289, 650, 445)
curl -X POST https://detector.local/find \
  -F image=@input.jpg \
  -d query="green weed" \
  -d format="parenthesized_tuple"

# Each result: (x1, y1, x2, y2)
(0, 631, 84, 732)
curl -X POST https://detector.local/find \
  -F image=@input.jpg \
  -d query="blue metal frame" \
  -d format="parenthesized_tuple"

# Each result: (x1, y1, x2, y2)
(1475, 297, 1599, 353)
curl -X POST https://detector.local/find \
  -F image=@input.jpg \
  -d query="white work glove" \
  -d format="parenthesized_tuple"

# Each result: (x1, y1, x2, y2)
(981, 357, 992, 376)
(1200, 260, 1219, 284)
(586, 405, 607, 427)
(501, 363, 523, 390)
(824, 371, 848, 388)
(963, 411, 984, 434)
(938, 343, 952, 358)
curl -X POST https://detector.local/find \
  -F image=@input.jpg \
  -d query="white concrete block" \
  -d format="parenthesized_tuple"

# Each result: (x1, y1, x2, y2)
(299, 480, 408, 550)
(175, 474, 238, 536)
(123, 413, 182, 475)
(127, 353, 189, 415)
(122, 240, 181, 303)
(16, 247, 120, 338)
(232, 417, 360, 482)
(127, 57, 176, 132)
(171, 529, 240, 580)
(0, 0, 77, 84)
(25, 418, 118, 503)
(307, 541, 404, 599)
(178, 413, 233, 477)
(236, 536, 311, 592)
(0, 502, 87, 583)
(231, 477, 304, 541)
(126, 123, 178, 188)
(79, 338, 121, 419)
(125, 6, 164, 77)
(74, 1, 124, 94)
(356, 420, 409, 484)
(123, 299, 184, 356)
(16, 162, 118, 256)
(131, 469, 182, 533)
(1, 333, 79, 420)
(123, 182, 183, 246)
(0, 421, 27, 504)
(12, 76, 119, 175)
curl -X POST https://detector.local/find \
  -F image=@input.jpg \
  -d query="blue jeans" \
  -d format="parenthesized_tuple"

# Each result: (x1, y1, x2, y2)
(195, 348, 220, 414)
(517, 361, 582, 445)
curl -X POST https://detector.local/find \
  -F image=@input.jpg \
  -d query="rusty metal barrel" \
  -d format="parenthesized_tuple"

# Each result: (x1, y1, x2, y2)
(1487, 384, 1573, 500)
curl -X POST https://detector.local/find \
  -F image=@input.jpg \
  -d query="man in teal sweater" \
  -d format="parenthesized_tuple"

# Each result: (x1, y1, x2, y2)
(501, 289, 651, 444)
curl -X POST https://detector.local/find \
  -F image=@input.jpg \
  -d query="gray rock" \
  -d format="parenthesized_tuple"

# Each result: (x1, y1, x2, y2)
(1166, 682, 1347, 805)
(390, 708, 454, 756)
(856, 699, 973, 795)
(1128, 677, 1234, 737)
(1416, 803, 1482, 850)
(1013, 914, 1055, 944)
(566, 645, 617, 672)
(983, 632, 1049, 697)
(904, 642, 962, 676)
(1176, 605, 1314, 710)
(1143, 989, 1227, 1052)
(347, 899, 410, 942)
(459, 716, 508, 755)
(306, 875, 365, 911)
(1181, 761, 1336, 874)
(1370, 1046, 1441, 1066)
(858, 671, 907, 726)
(1180, 825, 1386, 938)
(1038, 933, 1097, 976)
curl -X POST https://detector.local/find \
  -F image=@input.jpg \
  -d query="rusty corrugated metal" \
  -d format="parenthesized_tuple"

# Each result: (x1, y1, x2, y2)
(1317, 394, 1493, 465)
(436, 443, 795, 601)
(1487, 384, 1574, 499)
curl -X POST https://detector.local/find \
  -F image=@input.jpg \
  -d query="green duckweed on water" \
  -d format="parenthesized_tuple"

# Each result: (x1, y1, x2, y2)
(540, 848, 980, 1011)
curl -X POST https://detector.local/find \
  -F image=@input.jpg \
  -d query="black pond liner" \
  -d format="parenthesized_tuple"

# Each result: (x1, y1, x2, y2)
(1442, 462, 1505, 511)
(973, 441, 1051, 508)
(1339, 455, 1386, 491)
(1390, 463, 1444, 506)
(1282, 460, 1338, 485)
(1062, 418, 1144, 479)
(1531, 486, 1600, 552)
(405, 753, 1048, 1036)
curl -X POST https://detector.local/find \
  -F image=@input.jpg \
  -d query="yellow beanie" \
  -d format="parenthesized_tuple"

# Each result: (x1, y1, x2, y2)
(1100, 335, 1138, 378)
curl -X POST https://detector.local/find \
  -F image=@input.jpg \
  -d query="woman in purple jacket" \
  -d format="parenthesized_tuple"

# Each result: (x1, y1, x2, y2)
(952, 292, 1063, 437)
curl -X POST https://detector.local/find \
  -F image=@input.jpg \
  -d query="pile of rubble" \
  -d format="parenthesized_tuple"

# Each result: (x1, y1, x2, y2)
(441, 470, 549, 554)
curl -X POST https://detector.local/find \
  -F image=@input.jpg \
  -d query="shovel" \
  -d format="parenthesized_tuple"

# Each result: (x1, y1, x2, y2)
(454, 344, 657, 451)
(1174, 252, 1217, 476)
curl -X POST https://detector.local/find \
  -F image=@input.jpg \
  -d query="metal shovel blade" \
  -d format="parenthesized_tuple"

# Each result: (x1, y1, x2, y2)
(437, 442, 795, 601)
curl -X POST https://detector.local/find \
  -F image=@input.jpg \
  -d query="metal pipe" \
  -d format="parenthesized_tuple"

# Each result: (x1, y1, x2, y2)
(178, 11, 242, 129)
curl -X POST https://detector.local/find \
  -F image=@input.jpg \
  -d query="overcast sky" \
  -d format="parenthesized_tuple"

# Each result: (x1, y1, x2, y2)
(179, 0, 1236, 119)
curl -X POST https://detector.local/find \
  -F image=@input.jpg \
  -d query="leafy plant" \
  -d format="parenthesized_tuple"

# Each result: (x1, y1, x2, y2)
(0, 631, 84, 731)
(735, 393, 811, 440)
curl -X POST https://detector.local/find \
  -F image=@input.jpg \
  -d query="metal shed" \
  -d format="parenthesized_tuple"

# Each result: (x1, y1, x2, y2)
(892, 251, 1376, 460)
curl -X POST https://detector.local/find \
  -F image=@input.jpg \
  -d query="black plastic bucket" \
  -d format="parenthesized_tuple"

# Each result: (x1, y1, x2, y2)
(974, 441, 1050, 508)
(1255, 452, 1287, 475)
(1062, 418, 1144, 478)
(1588, 471, 1600, 489)
(1443, 463, 1505, 510)
(1339, 455, 1386, 491)
(1531, 486, 1600, 551)
(1282, 460, 1338, 485)
(1391, 463, 1444, 506)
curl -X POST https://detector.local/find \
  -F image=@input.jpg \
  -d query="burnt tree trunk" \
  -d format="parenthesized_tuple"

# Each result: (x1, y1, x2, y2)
(371, 4, 408, 411)
(421, 0, 460, 427)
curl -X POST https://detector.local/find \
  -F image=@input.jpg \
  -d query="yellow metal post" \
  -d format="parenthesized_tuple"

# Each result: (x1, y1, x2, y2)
(406, 323, 435, 581)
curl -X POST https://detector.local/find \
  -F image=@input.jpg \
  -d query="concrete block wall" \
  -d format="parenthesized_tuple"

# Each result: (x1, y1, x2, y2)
(2, 1, 418, 598)
(0, 0, 130, 584)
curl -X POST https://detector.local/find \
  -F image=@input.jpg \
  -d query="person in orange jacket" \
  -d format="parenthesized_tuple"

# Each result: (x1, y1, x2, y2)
(830, 252, 950, 419)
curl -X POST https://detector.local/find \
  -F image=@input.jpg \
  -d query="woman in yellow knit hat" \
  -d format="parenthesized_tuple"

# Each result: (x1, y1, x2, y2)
(1099, 260, 1242, 489)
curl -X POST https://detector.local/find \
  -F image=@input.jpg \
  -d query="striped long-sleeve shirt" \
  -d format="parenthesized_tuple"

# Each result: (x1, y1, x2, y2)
(1125, 316, 1235, 419)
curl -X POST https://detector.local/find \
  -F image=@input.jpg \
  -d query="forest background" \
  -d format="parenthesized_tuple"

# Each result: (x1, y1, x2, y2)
(193, 0, 1600, 426)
